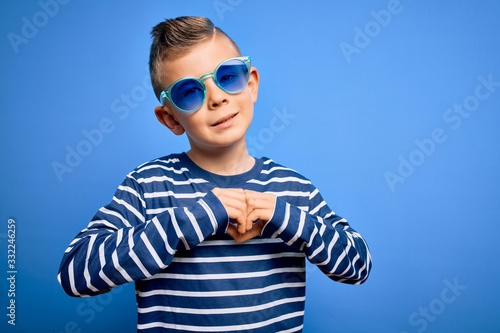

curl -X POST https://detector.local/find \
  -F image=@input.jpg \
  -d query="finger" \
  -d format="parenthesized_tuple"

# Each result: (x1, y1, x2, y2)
(244, 190, 258, 230)
(237, 215, 247, 234)
(222, 196, 247, 216)
(225, 206, 248, 234)
(245, 206, 254, 231)
(226, 222, 263, 243)
(245, 191, 276, 223)
(213, 188, 246, 206)
(244, 190, 270, 210)
(224, 196, 248, 234)
(225, 223, 240, 241)
(237, 227, 261, 243)
(213, 188, 248, 233)
(247, 209, 266, 227)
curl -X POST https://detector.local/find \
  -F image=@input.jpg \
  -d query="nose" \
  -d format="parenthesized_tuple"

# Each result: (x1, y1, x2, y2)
(204, 77, 229, 110)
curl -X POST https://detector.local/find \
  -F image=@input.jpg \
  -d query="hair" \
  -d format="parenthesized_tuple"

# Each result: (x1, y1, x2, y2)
(149, 16, 242, 101)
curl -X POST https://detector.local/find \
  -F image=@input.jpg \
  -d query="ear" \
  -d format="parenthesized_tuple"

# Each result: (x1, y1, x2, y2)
(247, 67, 260, 104)
(154, 105, 185, 135)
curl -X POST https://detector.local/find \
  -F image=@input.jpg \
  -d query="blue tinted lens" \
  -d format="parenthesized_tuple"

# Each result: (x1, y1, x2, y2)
(170, 79, 205, 112)
(215, 59, 250, 93)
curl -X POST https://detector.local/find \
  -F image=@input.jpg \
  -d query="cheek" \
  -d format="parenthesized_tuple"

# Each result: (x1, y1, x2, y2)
(244, 87, 258, 104)
(179, 113, 206, 133)
(238, 91, 256, 107)
(250, 90, 258, 104)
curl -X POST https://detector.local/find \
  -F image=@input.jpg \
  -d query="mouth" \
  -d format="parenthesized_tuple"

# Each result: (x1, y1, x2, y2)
(211, 112, 238, 127)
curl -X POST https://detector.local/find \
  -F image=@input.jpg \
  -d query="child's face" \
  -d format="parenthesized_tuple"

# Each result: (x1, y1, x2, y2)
(154, 35, 259, 153)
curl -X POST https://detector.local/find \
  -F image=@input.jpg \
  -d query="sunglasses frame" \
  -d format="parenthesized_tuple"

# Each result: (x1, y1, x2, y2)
(160, 56, 251, 113)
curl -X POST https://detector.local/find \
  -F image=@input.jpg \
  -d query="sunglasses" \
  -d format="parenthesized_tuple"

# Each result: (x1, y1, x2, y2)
(160, 56, 251, 113)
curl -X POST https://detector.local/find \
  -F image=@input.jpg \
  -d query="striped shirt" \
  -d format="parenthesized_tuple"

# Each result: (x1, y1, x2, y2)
(58, 153, 372, 332)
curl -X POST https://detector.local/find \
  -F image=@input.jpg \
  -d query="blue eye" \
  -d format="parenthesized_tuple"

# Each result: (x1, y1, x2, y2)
(216, 63, 249, 92)
(219, 73, 237, 84)
(182, 86, 203, 98)
(170, 79, 205, 111)
(173, 80, 202, 96)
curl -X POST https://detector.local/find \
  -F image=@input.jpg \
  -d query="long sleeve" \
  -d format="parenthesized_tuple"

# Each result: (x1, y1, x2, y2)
(58, 154, 371, 332)
(57, 174, 228, 297)
(261, 186, 372, 285)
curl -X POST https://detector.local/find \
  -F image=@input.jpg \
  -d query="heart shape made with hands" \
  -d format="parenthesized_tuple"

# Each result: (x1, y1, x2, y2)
(226, 219, 266, 243)
(211, 187, 276, 243)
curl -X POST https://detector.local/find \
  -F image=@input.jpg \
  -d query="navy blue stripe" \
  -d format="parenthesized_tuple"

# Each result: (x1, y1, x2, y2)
(58, 152, 372, 332)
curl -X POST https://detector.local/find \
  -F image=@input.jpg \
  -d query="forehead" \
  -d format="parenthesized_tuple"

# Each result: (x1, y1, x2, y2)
(160, 35, 240, 86)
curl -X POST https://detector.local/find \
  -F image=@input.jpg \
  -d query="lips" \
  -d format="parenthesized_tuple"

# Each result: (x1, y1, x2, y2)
(211, 113, 238, 127)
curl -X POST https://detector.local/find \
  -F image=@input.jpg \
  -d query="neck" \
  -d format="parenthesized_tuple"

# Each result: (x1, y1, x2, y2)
(186, 141, 255, 176)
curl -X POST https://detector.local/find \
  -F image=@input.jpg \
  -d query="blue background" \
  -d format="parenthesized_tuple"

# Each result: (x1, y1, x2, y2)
(1, 0, 500, 332)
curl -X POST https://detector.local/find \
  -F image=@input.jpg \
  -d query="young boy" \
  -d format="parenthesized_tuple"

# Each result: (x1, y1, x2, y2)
(58, 16, 372, 333)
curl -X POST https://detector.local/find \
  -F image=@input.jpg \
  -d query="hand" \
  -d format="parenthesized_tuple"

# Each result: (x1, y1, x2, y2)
(211, 188, 250, 234)
(244, 190, 276, 226)
(211, 188, 277, 243)
(226, 218, 266, 243)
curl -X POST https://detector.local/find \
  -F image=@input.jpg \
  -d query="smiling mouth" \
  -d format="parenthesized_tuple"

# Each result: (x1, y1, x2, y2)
(211, 113, 238, 126)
